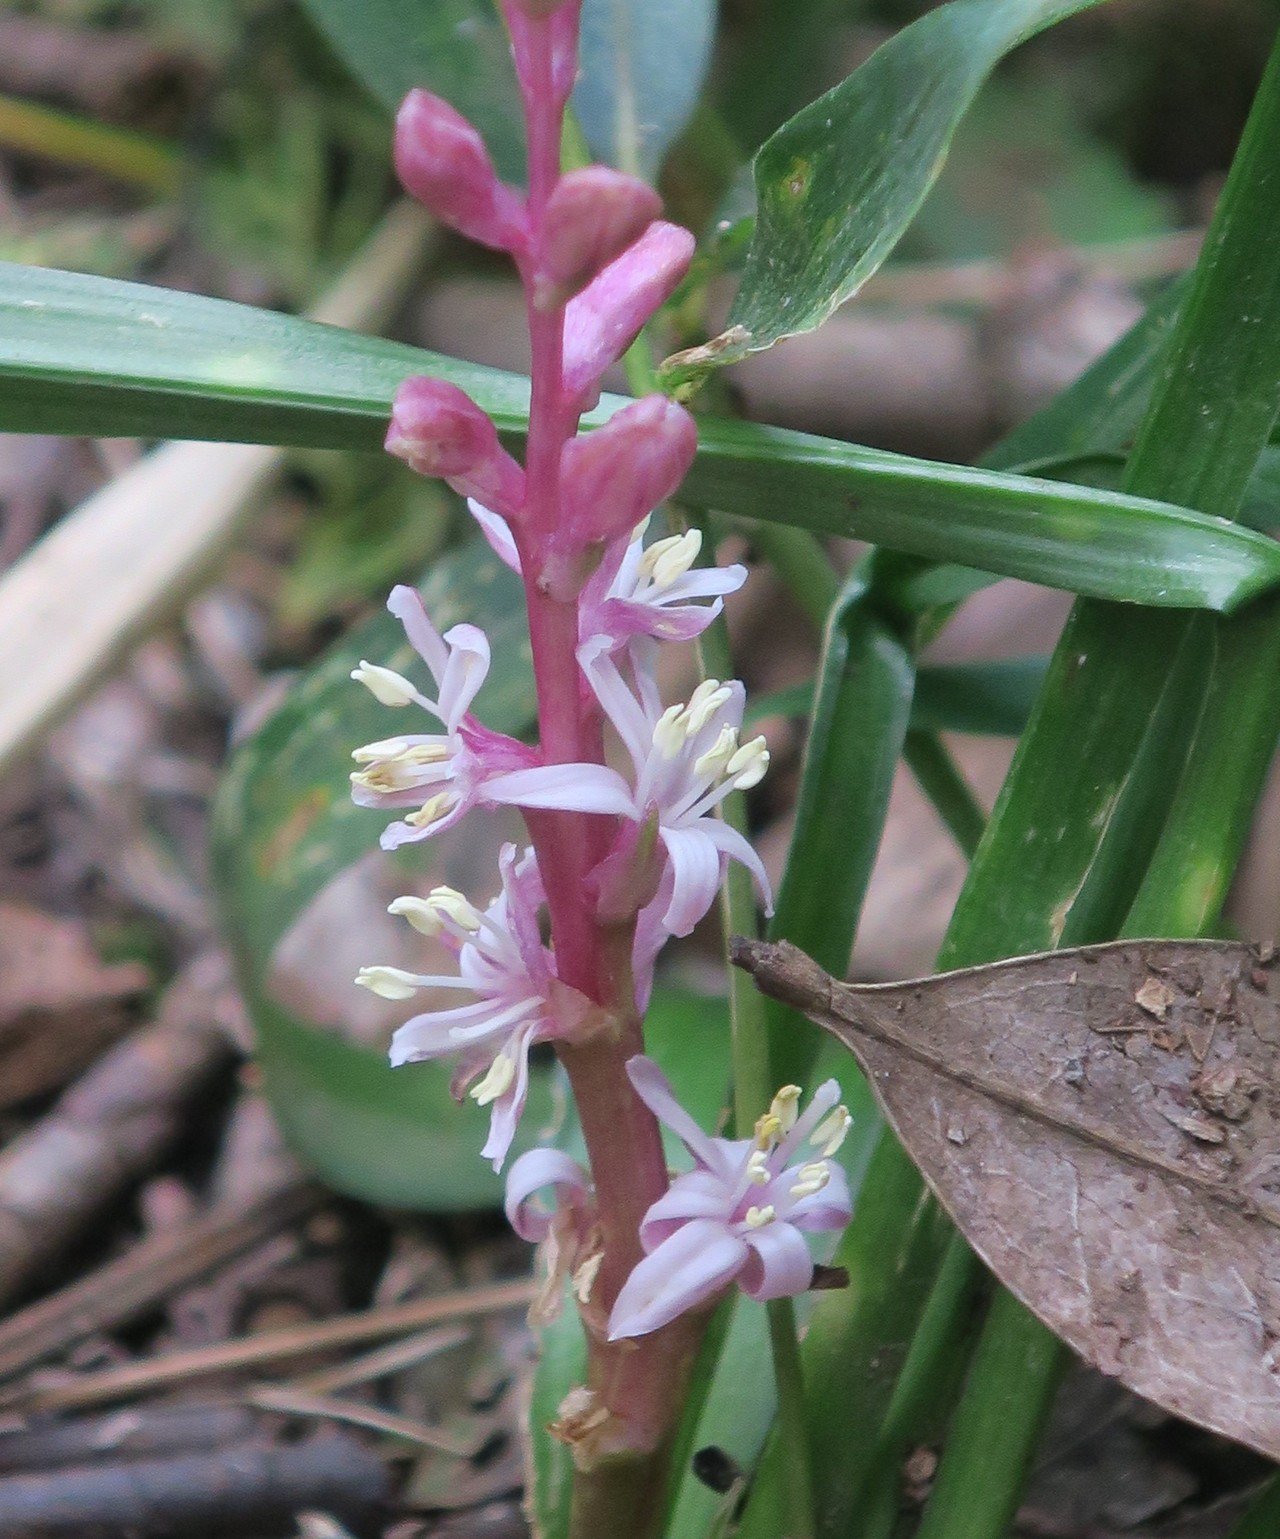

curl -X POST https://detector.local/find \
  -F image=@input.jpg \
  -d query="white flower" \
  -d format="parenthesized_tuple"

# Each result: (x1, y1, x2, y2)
(350, 584, 632, 850)
(586, 651, 773, 937)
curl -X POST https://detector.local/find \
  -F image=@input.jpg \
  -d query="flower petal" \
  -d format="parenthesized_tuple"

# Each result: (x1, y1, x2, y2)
(504, 1147, 591, 1242)
(467, 499, 522, 572)
(483, 762, 635, 815)
(739, 1221, 815, 1302)
(387, 584, 449, 684)
(701, 818, 775, 917)
(625, 1056, 728, 1175)
(638, 1169, 737, 1250)
(660, 825, 723, 937)
(438, 623, 491, 730)
(607, 1219, 746, 1340)
(480, 1024, 535, 1170)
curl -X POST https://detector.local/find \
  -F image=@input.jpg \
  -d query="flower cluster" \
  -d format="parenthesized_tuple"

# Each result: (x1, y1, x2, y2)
(351, 0, 850, 1345)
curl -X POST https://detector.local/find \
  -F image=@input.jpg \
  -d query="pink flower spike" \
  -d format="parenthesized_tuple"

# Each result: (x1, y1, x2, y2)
(563, 222, 696, 402)
(537, 169, 663, 309)
(607, 1060, 853, 1339)
(394, 90, 527, 253)
(505, 1147, 593, 1241)
(387, 378, 525, 518)
(585, 651, 774, 936)
(560, 397, 696, 552)
(374, 846, 592, 1170)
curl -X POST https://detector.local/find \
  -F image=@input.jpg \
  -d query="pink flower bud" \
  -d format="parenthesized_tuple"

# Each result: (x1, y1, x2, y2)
(386, 377, 526, 517)
(563, 222, 696, 402)
(561, 396, 697, 548)
(537, 169, 663, 309)
(394, 90, 527, 252)
(506, 0, 569, 15)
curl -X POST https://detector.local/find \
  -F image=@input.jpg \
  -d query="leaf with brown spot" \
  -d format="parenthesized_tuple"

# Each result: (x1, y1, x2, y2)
(732, 936, 1280, 1458)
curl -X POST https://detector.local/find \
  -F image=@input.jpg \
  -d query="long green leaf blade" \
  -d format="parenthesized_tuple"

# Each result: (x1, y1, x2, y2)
(3, 262, 1279, 613)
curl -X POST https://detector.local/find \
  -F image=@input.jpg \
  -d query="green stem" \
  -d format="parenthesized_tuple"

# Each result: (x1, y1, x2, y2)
(903, 729, 986, 858)
(701, 606, 816, 1538)
(767, 1298, 818, 1539)
(0, 93, 180, 194)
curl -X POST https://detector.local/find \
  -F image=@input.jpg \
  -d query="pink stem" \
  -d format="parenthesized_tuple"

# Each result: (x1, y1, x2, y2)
(511, 10, 670, 1326)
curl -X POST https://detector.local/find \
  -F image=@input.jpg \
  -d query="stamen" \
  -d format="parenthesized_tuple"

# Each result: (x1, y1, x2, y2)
(769, 1084, 801, 1132)
(355, 965, 423, 1000)
(640, 529, 701, 588)
(471, 1052, 516, 1106)
(351, 660, 418, 706)
(426, 886, 483, 930)
(746, 1150, 771, 1185)
(652, 704, 686, 759)
(681, 680, 732, 735)
(406, 791, 454, 828)
(693, 725, 738, 780)
(753, 1111, 782, 1150)
(728, 736, 770, 791)
(744, 1204, 776, 1229)
(810, 1105, 852, 1157)
(790, 1162, 831, 1199)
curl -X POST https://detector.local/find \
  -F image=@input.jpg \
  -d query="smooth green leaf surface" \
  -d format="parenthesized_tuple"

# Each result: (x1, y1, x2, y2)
(298, 0, 527, 179)
(915, 31, 1280, 1539)
(574, 0, 716, 179)
(661, 0, 1103, 384)
(748, 657, 1050, 738)
(3, 262, 1279, 614)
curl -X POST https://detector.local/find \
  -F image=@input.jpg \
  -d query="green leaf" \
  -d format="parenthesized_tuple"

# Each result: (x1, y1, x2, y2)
(660, 0, 1104, 385)
(298, 0, 527, 180)
(210, 540, 542, 1209)
(914, 30, 1280, 1539)
(574, 0, 717, 179)
(4, 262, 1280, 614)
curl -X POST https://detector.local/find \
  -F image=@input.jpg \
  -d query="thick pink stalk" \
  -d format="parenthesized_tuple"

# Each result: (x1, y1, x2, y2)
(503, 10, 694, 1489)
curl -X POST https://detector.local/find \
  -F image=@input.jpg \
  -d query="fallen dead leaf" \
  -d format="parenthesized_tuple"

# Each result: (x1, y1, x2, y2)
(733, 936, 1280, 1460)
(0, 901, 148, 1103)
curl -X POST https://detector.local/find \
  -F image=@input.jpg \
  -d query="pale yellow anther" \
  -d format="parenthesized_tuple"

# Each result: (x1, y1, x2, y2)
(789, 1162, 831, 1199)
(681, 681, 732, 735)
(746, 1150, 772, 1186)
(351, 660, 418, 707)
(405, 792, 454, 828)
(810, 1105, 852, 1157)
(728, 736, 770, 791)
(573, 1251, 603, 1305)
(640, 529, 702, 588)
(693, 725, 739, 781)
(352, 737, 410, 763)
(354, 965, 422, 1001)
(744, 1204, 776, 1229)
(652, 704, 687, 759)
(425, 886, 482, 931)
(753, 1112, 783, 1150)
(470, 1053, 516, 1106)
(769, 1084, 802, 1132)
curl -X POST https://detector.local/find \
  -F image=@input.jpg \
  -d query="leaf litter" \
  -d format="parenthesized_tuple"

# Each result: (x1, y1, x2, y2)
(733, 935, 1280, 1461)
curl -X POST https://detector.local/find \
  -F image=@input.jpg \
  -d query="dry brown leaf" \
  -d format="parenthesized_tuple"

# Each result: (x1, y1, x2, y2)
(0, 901, 148, 1103)
(733, 936, 1280, 1459)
